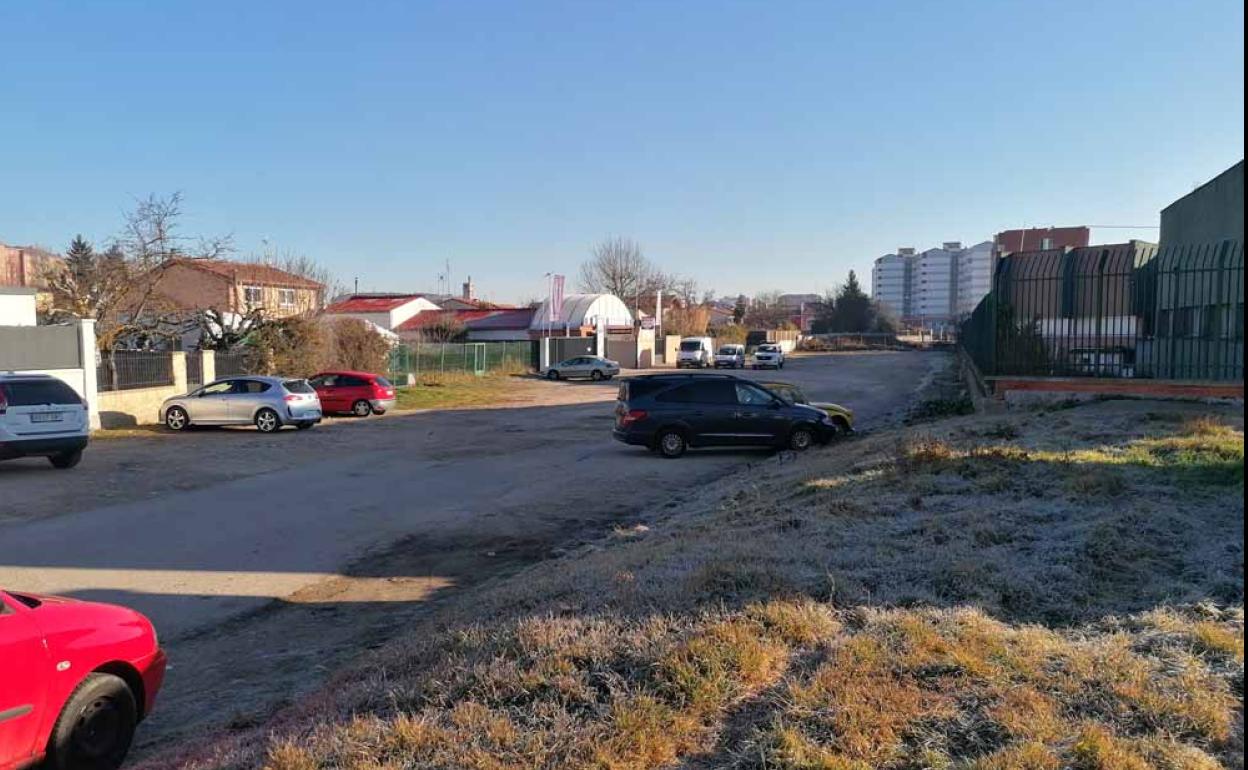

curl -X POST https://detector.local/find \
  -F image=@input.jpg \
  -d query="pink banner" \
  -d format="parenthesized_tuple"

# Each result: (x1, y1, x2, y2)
(549, 274, 565, 322)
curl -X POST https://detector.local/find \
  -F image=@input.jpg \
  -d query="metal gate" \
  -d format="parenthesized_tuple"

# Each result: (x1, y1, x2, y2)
(468, 343, 486, 376)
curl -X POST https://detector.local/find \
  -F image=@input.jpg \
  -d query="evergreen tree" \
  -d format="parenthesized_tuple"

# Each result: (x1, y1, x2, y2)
(831, 270, 873, 332)
(732, 294, 748, 324)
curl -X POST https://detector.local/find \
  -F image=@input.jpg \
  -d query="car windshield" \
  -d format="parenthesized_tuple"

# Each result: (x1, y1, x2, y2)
(768, 384, 806, 404)
(758, 345, 778, 352)
(718, 347, 738, 355)
(679, 341, 703, 351)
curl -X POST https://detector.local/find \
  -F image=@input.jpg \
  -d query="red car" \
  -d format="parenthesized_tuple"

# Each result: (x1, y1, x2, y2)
(1, 590, 166, 770)
(308, 371, 397, 417)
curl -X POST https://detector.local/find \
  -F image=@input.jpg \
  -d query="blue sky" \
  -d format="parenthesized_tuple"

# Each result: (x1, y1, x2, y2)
(1, 1, 1243, 303)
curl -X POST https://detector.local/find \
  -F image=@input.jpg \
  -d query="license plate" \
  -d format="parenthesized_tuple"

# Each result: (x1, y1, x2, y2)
(31, 412, 64, 423)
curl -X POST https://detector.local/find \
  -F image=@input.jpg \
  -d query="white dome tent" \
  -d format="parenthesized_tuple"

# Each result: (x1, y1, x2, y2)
(529, 293, 634, 333)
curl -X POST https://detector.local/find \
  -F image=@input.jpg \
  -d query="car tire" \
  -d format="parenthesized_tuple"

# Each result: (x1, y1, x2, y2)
(788, 425, 815, 452)
(547, 370, 560, 380)
(254, 408, 282, 433)
(44, 672, 138, 770)
(165, 406, 189, 432)
(48, 449, 83, 469)
(590, 370, 604, 381)
(352, 399, 373, 417)
(656, 429, 687, 459)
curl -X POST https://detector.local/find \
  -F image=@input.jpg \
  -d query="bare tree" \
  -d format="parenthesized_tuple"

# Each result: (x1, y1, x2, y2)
(196, 306, 267, 350)
(248, 247, 341, 307)
(744, 290, 794, 329)
(43, 193, 233, 350)
(578, 237, 660, 302)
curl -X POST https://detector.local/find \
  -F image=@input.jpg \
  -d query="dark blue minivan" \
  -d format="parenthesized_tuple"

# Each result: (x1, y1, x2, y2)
(612, 374, 836, 458)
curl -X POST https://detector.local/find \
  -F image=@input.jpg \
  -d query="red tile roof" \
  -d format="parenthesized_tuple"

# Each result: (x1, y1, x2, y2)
(394, 308, 499, 331)
(325, 294, 432, 314)
(172, 259, 324, 289)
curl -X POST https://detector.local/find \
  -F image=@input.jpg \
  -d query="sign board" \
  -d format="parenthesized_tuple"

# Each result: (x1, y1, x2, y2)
(640, 316, 656, 330)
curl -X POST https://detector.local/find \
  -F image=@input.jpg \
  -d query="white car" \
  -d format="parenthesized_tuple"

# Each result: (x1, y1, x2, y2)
(751, 343, 786, 369)
(0, 373, 90, 468)
(713, 344, 746, 368)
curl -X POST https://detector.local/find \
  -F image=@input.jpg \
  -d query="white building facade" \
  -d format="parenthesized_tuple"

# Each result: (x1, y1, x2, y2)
(871, 240, 994, 329)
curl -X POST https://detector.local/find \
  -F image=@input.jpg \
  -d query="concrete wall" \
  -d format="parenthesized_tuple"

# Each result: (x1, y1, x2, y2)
(97, 352, 187, 428)
(0, 319, 99, 428)
(1160, 160, 1245, 247)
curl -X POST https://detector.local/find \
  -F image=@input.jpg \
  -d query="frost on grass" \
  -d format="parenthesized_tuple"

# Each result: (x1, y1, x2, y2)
(165, 400, 1243, 770)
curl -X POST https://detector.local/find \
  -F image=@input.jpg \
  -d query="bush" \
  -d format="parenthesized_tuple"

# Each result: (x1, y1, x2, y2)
(244, 316, 331, 377)
(713, 325, 748, 345)
(327, 317, 391, 374)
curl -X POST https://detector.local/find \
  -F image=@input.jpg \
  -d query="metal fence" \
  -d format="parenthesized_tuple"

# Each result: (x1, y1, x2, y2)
(186, 352, 203, 388)
(97, 350, 175, 392)
(960, 240, 1244, 381)
(214, 351, 249, 378)
(388, 340, 537, 380)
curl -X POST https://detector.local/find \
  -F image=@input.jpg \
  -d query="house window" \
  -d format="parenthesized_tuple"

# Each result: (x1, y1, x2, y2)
(279, 288, 297, 308)
(243, 285, 264, 307)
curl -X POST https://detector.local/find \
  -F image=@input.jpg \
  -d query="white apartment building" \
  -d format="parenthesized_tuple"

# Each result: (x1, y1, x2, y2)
(871, 240, 994, 329)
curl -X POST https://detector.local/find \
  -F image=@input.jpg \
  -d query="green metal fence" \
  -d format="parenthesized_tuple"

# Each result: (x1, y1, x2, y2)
(388, 340, 538, 380)
(960, 240, 1244, 381)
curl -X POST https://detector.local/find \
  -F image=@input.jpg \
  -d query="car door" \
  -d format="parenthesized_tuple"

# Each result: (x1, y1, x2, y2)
(226, 379, 272, 422)
(732, 381, 789, 444)
(310, 374, 341, 412)
(0, 595, 49, 767)
(190, 380, 235, 423)
(655, 380, 738, 446)
(338, 375, 371, 406)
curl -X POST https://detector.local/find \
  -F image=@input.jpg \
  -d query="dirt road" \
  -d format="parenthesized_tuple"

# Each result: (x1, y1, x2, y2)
(0, 351, 945, 758)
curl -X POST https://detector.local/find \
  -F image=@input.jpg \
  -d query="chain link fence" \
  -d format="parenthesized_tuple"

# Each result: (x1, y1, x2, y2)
(960, 239, 1244, 381)
(388, 340, 537, 381)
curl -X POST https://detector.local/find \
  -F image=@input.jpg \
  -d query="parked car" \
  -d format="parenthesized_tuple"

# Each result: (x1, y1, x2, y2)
(0, 588, 166, 770)
(545, 356, 620, 381)
(758, 381, 854, 435)
(160, 376, 322, 433)
(675, 337, 715, 368)
(751, 343, 786, 369)
(612, 373, 836, 458)
(0, 374, 89, 469)
(309, 371, 396, 416)
(713, 344, 746, 369)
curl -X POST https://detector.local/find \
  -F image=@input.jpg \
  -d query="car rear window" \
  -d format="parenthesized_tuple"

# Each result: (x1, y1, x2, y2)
(0, 379, 83, 406)
(283, 379, 315, 393)
(374, 376, 393, 388)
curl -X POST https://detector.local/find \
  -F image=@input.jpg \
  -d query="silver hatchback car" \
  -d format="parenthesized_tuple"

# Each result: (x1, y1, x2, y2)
(160, 376, 322, 433)
(544, 356, 621, 381)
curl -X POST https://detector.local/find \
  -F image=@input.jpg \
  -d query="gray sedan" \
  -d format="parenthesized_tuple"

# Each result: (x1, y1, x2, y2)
(160, 376, 323, 433)
(544, 356, 621, 381)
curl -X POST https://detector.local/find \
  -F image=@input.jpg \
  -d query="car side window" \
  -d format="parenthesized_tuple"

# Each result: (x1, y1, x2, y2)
(201, 381, 234, 396)
(657, 380, 735, 404)
(341, 376, 368, 387)
(735, 382, 775, 406)
(233, 379, 271, 394)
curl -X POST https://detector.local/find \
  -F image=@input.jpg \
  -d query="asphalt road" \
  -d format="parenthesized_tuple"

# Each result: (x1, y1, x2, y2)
(0, 352, 943, 637)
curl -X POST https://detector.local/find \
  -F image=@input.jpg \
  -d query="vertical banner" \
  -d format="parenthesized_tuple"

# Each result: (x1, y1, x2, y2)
(550, 274, 565, 323)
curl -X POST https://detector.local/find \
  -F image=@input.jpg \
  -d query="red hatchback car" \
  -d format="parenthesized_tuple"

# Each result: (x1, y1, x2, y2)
(1, 590, 166, 770)
(308, 371, 397, 417)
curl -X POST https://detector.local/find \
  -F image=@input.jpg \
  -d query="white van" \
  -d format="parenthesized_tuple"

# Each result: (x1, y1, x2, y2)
(675, 337, 715, 368)
(713, 343, 746, 369)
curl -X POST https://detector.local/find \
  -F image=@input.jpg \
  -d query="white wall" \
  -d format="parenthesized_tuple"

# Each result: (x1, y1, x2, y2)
(0, 291, 37, 325)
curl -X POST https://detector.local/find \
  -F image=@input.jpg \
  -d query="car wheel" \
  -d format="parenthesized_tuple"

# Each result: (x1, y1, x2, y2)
(165, 406, 189, 431)
(352, 399, 373, 417)
(49, 449, 83, 469)
(590, 370, 604, 381)
(296, 421, 316, 430)
(45, 672, 137, 770)
(547, 370, 560, 380)
(788, 425, 815, 452)
(254, 408, 281, 433)
(656, 429, 687, 459)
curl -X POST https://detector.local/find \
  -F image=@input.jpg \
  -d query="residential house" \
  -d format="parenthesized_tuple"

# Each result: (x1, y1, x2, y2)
(158, 259, 324, 319)
(393, 308, 502, 343)
(1, 242, 60, 289)
(994, 226, 1090, 255)
(322, 293, 440, 331)
(778, 293, 820, 332)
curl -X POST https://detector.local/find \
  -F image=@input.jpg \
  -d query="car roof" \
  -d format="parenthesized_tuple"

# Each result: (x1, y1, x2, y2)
(0, 372, 58, 381)
(314, 370, 380, 378)
(627, 372, 741, 380)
